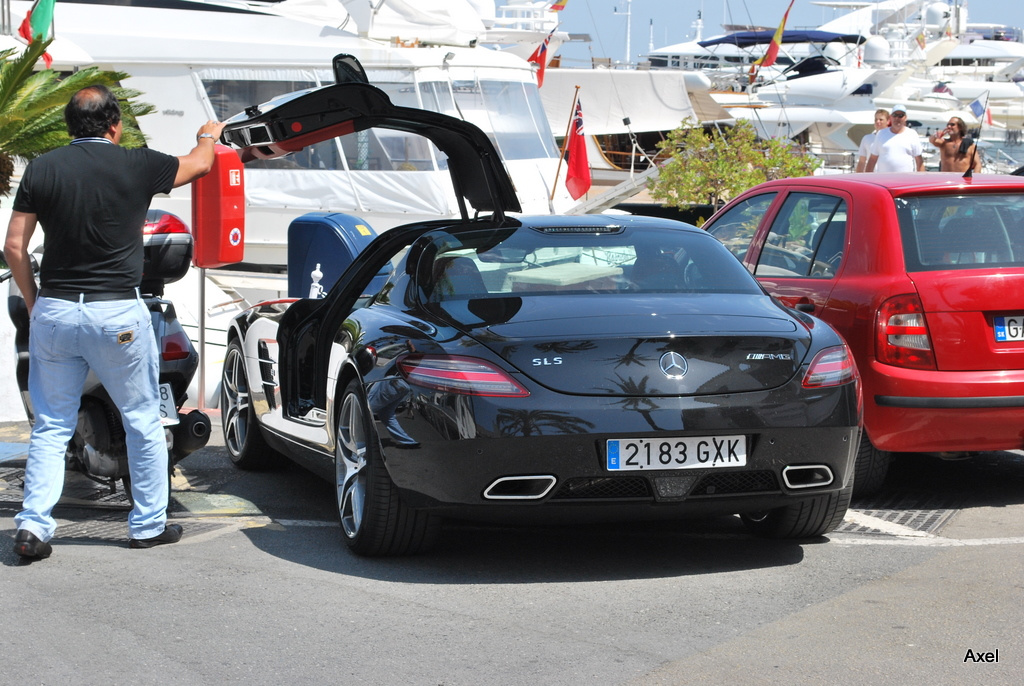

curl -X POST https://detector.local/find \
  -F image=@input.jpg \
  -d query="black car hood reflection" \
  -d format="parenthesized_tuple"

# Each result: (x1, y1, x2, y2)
(434, 293, 809, 396)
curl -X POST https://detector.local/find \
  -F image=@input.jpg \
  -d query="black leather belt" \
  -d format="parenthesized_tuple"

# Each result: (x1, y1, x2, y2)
(39, 288, 138, 302)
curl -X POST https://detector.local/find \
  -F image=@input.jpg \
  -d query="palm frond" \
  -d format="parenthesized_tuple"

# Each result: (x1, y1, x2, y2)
(0, 40, 53, 111)
(1, 40, 157, 192)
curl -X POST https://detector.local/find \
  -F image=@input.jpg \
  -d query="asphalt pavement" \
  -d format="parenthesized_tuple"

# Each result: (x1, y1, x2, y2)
(2, 417, 1023, 685)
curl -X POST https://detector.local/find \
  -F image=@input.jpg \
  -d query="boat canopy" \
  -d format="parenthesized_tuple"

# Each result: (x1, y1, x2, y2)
(698, 30, 867, 49)
(221, 60, 522, 220)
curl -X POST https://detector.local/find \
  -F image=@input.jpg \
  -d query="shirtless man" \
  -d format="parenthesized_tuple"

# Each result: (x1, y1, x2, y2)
(929, 116, 982, 173)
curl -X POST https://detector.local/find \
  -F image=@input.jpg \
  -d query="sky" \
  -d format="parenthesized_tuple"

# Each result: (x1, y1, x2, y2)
(551, 1, 1024, 67)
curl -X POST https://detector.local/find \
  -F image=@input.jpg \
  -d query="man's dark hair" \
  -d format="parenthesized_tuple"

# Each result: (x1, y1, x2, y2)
(64, 85, 122, 139)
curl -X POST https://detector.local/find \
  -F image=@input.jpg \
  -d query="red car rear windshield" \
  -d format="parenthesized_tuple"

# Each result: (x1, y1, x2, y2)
(896, 194, 1024, 271)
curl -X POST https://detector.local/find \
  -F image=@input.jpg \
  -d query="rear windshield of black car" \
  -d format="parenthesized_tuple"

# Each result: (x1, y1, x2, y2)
(896, 194, 1024, 271)
(418, 224, 762, 303)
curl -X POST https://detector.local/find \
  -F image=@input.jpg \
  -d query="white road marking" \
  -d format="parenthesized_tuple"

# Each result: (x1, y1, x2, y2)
(833, 535, 1024, 547)
(276, 519, 339, 527)
(842, 510, 937, 538)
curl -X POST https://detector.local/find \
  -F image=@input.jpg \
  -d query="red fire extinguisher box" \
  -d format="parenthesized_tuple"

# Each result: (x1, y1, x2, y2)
(191, 144, 245, 268)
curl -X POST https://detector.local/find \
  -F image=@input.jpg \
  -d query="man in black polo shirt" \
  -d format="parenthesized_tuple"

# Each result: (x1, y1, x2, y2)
(4, 85, 225, 559)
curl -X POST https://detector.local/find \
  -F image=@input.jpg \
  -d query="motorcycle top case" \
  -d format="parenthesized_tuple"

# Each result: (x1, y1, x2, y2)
(287, 212, 377, 298)
(142, 210, 193, 286)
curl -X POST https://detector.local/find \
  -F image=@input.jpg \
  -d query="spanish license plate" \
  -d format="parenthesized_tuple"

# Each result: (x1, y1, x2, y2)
(994, 315, 1024, 342)
(159, 383, 179, 426)
(606, 435, 747, 471)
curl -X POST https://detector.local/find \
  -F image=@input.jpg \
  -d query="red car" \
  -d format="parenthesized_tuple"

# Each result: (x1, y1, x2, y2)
(704, 172, 1024, 495)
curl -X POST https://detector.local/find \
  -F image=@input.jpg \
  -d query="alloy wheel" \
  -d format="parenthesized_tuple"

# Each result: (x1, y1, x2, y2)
(221, 345, 250, 457)
(336, 391, 368, 539)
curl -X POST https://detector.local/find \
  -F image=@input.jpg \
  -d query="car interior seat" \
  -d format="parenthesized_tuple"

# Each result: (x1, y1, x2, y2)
(429, 255, 488, 301)
(810, 221, 845, 275)
(632, 251, 685, 290)
(939, 211, 1013, 264)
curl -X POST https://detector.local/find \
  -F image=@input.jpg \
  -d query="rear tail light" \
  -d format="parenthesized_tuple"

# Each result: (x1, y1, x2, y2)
(144, 211, 189, 235)
(803, 344, 858, 388)
(397, 355, 529, 397)
(161, 330, 192, 361)
(875, 294, 936, 370)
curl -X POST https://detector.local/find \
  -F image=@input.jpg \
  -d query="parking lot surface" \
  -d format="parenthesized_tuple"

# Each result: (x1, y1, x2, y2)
(2, 418, 1022, 684)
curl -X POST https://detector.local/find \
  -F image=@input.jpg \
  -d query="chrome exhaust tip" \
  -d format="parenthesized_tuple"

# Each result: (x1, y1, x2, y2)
(782, 465, 834, 490)
(483, 475, 557, 500)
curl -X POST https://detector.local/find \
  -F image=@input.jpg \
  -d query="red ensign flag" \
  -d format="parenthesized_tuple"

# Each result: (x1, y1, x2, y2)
(528, 27, 556, 87)
(565, 98, 591, 200)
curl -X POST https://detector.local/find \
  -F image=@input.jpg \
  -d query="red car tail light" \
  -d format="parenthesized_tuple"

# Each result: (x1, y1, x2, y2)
(161, 330, 192, 361)
(875, 294, 936, 370)
(398, 355, 529, 397)
(803, 344, 858, 388)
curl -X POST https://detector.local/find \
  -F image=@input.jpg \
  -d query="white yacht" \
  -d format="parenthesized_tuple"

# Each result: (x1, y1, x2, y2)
(0, 0, 575, 415)
(648, 1, 1023, 171)
(4, 0, 570, 268)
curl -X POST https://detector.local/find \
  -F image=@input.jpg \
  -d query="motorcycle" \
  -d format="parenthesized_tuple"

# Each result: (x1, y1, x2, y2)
(1, 209, 211, 500)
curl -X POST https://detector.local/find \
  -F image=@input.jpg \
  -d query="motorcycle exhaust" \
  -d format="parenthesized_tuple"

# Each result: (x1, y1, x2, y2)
(171, 410, 212, 461)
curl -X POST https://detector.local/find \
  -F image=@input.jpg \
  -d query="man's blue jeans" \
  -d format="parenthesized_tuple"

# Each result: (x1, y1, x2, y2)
(16, 294, 169, 542)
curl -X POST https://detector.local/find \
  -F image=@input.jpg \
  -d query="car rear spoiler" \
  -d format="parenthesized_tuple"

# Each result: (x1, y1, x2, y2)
(219, 54, 522, 222)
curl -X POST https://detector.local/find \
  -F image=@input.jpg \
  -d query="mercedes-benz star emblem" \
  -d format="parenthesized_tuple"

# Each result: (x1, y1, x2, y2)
(659, 351, 688, 379)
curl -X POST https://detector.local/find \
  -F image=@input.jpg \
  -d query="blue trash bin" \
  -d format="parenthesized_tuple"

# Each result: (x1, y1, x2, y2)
(287, 212, 379, 298)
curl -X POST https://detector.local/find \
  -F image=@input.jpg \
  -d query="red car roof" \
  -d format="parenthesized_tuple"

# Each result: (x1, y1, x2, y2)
(752, 172, 1024, 197)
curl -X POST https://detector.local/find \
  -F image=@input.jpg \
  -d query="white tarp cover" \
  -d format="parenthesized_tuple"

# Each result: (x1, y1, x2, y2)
(340, 0, 490, 45)
(540, 69, 697, 136)
(263, 0, 353, 28)
(245, 169, 458, 217)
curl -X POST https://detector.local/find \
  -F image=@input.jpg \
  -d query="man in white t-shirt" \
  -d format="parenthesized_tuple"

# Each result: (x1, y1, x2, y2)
(866, 104, 924, 172)
(855, 108, 889, 172)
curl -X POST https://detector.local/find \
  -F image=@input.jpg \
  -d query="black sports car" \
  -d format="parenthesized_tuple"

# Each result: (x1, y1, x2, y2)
(218, 56, 862, 556)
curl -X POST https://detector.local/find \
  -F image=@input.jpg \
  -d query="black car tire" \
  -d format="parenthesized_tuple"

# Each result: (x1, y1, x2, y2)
(740, 484, 852, 539)
(335, 380, 439, 556)
(221, 340, 284, 470)
(853, 432, 891, 498)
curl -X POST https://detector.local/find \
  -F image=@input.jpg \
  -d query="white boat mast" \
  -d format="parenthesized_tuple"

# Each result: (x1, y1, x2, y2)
(614, 0, 632, 64)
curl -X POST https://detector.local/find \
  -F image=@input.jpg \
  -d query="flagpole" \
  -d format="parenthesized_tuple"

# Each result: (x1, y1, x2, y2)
(550, 85, 581, 204)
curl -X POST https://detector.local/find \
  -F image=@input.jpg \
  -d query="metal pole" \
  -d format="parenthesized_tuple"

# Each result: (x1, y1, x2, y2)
(549, 86, 581, 204)
(198, 267, 207, 410)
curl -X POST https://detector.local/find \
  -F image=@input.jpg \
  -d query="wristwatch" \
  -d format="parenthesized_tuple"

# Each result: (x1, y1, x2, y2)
(197, 133, 216, 142)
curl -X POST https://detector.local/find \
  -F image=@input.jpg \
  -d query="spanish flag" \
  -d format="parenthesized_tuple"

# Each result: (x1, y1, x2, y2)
(755, 0, 794, 69)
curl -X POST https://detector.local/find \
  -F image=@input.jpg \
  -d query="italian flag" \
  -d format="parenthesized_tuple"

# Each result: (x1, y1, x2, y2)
(18, 0, 56, 68)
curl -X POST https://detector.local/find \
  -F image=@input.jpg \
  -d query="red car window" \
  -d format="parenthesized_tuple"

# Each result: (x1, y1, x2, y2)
(755, 193, 847, 279)
(706, 193, 777, 260)
(895, 194, 1024, 271)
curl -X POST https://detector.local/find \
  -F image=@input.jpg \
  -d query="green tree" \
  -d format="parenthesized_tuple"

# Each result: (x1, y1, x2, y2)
(0, 38, 154, 196)
(649, 119, 820, 212)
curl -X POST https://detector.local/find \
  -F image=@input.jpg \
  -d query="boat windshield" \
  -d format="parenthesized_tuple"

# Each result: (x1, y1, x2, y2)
(201, 71, 556, 172)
